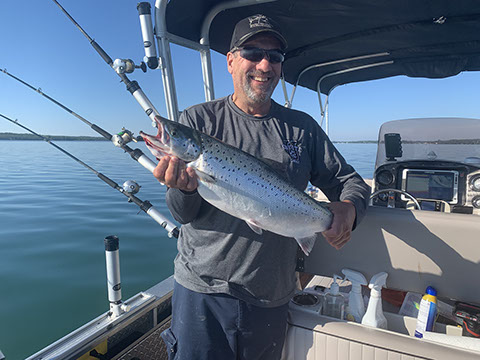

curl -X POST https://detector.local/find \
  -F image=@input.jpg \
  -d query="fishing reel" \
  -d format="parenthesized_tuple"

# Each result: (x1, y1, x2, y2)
(113, 58, 146, 74)
(122, 180, 141, 195)
(112, 128, 141, 147)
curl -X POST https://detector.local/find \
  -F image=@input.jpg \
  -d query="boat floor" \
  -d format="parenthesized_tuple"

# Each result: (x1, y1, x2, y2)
(114, 316, 171, 360)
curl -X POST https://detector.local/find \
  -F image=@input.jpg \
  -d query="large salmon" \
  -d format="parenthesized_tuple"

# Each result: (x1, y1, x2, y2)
(140, 116, 333, 255)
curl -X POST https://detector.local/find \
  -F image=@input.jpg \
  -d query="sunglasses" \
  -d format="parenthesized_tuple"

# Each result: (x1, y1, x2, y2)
(233, 47, 285, 64)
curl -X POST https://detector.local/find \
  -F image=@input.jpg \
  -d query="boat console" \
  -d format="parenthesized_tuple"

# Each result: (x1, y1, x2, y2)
(371, 118, 480, 214)
(373, 160, 480, 213)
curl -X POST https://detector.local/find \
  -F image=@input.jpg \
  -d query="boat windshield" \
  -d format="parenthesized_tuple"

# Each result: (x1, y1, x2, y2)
(375, 118, 480, 169)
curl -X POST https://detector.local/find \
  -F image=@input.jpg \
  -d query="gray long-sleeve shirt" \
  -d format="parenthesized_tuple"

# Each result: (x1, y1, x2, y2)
(166, 95, 370, 307)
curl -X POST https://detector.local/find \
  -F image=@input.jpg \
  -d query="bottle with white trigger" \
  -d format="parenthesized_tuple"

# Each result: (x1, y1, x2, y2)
(361, 272, 388, 329)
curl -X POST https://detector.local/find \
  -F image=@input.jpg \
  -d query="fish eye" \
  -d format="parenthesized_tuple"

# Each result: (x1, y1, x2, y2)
(171, 130, 177, 136)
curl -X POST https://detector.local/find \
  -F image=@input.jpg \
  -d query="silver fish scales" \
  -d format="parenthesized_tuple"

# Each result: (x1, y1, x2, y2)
(140, 116, 333, 255)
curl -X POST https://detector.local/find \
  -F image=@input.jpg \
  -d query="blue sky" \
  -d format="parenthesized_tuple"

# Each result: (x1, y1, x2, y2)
(1, 0, 479, 141)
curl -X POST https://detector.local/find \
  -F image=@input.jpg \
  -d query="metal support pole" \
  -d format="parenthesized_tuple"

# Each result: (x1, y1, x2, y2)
(281, 77, 291, 108)
(155, 0, 180, 121)
(200, 49, 215, 101)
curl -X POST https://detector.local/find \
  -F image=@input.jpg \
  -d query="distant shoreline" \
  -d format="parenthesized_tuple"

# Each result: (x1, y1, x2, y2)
(0, 132, 108, 141)
(1, 132, 377, 143)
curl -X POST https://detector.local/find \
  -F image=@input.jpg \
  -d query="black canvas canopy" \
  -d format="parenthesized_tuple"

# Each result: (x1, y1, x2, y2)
(165, 0, 480, 94)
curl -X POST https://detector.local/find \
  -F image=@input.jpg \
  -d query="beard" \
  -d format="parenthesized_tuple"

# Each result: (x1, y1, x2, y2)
(243, 71, 277, 105)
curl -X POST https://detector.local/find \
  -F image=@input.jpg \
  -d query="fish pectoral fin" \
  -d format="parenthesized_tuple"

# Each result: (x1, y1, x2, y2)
(245, 220, 263, 235)
(194, 169, 216, 184)
(295, 235, 318, 256)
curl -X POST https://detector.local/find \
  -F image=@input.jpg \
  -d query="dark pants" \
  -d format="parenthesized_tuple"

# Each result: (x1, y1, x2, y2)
(161, 281, 289, 360)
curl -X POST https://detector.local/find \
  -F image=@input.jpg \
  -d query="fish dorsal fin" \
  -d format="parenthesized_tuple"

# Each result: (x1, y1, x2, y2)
(245, 219, 263, 235)
(295, 235, 318, 256)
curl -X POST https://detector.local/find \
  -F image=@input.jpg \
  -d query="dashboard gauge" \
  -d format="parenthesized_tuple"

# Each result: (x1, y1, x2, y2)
(472, 196, 480, 209)
(471, 175, 480, 192)
(376, 170, 394, 186)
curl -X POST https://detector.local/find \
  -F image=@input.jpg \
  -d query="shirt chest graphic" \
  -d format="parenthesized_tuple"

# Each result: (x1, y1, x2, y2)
(282, 140, 302, 164)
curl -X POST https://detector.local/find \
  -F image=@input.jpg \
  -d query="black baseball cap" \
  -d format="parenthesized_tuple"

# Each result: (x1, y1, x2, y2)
(230, 14, 287, 51)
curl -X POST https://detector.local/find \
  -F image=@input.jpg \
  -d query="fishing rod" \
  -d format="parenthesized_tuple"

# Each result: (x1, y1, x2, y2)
(50, 0, 167, 124)
(0, 113, 179, 239)
(1, 68, 157, 174)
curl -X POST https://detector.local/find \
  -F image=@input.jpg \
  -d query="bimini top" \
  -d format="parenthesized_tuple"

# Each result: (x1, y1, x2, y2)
(165, 0, 480, 94)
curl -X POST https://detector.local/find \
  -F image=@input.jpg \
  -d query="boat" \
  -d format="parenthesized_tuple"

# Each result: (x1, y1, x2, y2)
(5, 0, 480, 359)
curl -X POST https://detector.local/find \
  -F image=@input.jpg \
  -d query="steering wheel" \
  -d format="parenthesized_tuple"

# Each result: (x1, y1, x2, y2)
(370, 188, 421, 210)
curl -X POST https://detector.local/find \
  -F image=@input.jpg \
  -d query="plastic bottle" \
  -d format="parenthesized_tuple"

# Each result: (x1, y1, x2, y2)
(414, 286, 438, 338)
(322, 274, 345, 319)
(342, 268, 367, 322)
(361, 272, 388, 329)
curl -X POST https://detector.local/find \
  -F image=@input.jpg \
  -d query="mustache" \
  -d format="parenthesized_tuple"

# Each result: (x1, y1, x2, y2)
(246, 70, 275, 78)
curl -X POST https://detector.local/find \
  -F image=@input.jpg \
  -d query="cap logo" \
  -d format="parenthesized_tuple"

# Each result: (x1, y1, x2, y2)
(248, 14, 273, 29)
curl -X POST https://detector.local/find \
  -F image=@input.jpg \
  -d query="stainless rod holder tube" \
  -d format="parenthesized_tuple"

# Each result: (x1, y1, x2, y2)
(137, 2, 159, 69)
(104, 235, 129, 317)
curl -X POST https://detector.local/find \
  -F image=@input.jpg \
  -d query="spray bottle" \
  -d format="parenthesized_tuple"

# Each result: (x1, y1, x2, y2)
(342, 268, 368, 322)
(361, 272, 388, 329)
(323, 274, 345, 319)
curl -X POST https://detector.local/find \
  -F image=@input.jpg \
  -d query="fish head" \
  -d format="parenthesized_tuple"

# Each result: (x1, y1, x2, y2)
(140, 116, 202, 162)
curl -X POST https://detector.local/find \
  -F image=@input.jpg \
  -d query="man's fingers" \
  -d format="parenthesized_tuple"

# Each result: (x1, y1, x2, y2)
(153, 156, 170, 183)
(185, 168, 198, 191)
(153, 156, 198, 192)
(164, 157, 180, 187)
(325, 230, 350, 250)
(176, 161, 189, 188)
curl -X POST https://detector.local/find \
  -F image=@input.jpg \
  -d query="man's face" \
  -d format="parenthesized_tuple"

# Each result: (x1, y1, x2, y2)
(227, 35, 283, 108)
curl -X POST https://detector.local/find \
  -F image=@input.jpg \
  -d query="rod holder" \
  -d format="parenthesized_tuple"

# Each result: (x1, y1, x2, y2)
(137, 2, 159, 69)
(104, 235, 130, 318)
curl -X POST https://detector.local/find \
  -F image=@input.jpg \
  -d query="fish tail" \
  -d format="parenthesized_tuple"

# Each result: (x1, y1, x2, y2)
(295, 235, 317, 256)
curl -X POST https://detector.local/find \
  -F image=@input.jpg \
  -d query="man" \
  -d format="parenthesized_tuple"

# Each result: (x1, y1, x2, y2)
(155, 14, 370, 360)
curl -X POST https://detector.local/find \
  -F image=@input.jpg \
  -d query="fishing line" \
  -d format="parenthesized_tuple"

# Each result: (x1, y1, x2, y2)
(51, 0, 161, 126)
(0, 113, 179, 239)
(0, 68, 157, 174)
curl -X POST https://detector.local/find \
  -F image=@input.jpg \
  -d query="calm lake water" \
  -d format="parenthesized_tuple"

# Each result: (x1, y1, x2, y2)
(0, 140, 376, 359)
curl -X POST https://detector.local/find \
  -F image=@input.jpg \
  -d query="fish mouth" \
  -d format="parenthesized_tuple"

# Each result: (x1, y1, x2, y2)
(139, 116, 171, 157)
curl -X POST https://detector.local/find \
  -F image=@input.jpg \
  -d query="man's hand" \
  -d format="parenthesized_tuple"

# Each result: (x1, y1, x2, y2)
(322, 200, 356, 250)
(153, 156, 198, 192)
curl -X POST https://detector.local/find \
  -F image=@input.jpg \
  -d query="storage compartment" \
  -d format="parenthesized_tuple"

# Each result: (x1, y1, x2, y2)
(282, 277, 479, 360)
(286, 205, 480, 359)
(284, 298, 473, 359)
